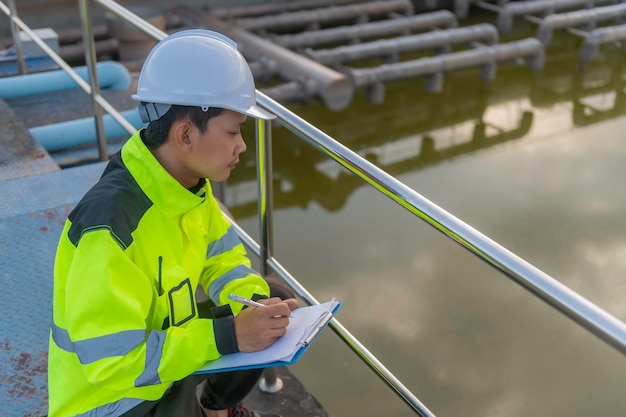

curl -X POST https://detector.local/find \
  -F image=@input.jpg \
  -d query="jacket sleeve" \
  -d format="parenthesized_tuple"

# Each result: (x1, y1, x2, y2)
(200, 199, 269, 313)
(57, 228, 220, 391)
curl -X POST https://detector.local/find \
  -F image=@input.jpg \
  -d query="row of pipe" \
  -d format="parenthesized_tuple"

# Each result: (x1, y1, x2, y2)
(176, 5, 550, 109)
(28, 26, 620, 153)
(8, 0, 625, 153)
(20, 12, 531, 153)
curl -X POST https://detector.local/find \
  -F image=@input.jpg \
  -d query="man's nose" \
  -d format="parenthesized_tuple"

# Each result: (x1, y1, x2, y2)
(236, 136, 247, 154)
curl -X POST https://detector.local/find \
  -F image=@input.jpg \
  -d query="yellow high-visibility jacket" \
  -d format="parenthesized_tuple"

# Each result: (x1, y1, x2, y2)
(48, 131, 269, 417)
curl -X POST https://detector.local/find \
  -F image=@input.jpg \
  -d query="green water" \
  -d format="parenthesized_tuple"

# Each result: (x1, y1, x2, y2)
(225, 33, 626, 417)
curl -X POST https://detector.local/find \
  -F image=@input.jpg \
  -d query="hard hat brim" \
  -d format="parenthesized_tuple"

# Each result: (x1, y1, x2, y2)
(245, 105, 276, 120)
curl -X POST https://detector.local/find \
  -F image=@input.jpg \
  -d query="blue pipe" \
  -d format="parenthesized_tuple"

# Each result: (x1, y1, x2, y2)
(0, 61, 131, 99)
(29, 109, 145, 152)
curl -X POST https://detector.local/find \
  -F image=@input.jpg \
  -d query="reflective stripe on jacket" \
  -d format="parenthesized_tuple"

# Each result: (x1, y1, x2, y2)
(48, 130, 269, 417)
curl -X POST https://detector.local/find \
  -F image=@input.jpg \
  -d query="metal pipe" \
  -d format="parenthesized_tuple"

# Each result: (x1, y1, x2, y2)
(211, 0, 362, 19)
(273, 11, 458, 49)
(232, 30, 354, 110)
(581, 23, 626, 63)
(537, 3, 626, 45)
(235, 0, 414, 32)
(497, 0, 619, 33)
(174, 6, 354, 110)
(6, 0, 25, 75)
(0, 1, 136, 136)
(0, 61, 130, 99)
(260, 80, 317, 104)
(349, 38, 544, 89)
(29, 109, 142, 152)
(306, 24, 499, 66)
(253, 90, 626, 356)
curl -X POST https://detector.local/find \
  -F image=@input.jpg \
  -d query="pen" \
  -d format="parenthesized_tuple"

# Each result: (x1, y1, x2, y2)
(228, 293, 294, 318)
(228, 294, 266, 309)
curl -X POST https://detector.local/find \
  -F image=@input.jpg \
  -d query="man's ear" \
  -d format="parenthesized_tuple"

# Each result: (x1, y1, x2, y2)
(171, 120, 192, 151)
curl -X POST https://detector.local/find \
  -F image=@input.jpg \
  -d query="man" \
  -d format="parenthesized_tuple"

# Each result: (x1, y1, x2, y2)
(48, 29, 298, 417)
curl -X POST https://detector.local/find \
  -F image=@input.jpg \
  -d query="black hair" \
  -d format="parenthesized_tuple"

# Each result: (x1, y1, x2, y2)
(142, 105, 223, 149)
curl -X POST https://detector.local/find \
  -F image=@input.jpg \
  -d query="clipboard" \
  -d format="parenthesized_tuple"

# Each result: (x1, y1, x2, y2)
(194, 299, 342, 374)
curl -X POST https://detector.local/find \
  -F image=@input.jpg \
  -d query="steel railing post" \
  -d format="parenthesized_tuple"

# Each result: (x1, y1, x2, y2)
(79, 0, 108, 162)
(255, 117, 283, 393)
(7, 0, 26, 75)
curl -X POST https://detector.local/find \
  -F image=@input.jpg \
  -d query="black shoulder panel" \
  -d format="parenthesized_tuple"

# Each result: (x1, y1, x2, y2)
(67, 153, 153, 249)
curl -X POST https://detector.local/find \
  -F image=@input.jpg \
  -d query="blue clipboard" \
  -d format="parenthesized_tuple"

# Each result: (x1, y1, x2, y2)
(194, 300, 343, 374)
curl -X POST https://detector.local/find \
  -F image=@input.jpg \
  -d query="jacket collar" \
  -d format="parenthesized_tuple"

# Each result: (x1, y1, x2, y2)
(121, 130, 210, 217)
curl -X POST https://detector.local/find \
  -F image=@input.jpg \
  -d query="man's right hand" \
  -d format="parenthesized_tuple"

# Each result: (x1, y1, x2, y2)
(233, 297, 298, 352)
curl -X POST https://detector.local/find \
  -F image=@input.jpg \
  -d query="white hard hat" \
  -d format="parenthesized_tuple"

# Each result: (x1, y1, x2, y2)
(132, 29, 275, 122)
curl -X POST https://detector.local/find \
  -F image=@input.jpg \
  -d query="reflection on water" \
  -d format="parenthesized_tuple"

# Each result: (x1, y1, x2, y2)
(227, 52, 625, 217)
(226, 36, 626, 417)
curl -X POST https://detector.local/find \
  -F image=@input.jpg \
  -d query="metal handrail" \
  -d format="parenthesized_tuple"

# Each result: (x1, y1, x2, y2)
(92, 0, 626, 405)
(256, 89, 626, 355)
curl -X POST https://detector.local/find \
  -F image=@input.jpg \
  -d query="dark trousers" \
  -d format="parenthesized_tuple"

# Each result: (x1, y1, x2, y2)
(121, 275, 294, 417)
(120, 369, 265, 417)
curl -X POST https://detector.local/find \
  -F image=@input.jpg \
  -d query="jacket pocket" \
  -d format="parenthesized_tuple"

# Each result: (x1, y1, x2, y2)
(168, 277, 196, 327)
(157, 261, 197, 329)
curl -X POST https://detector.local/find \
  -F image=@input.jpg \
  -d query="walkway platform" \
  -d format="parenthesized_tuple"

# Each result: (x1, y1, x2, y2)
(0, 163, 103, 416)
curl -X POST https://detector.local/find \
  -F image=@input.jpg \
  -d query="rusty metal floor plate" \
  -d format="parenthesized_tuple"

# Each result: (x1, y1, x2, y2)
(0, 98, 59, 183)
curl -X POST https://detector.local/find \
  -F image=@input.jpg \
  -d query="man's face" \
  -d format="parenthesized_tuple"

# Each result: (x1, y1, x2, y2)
(187, 109, 248, 182)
